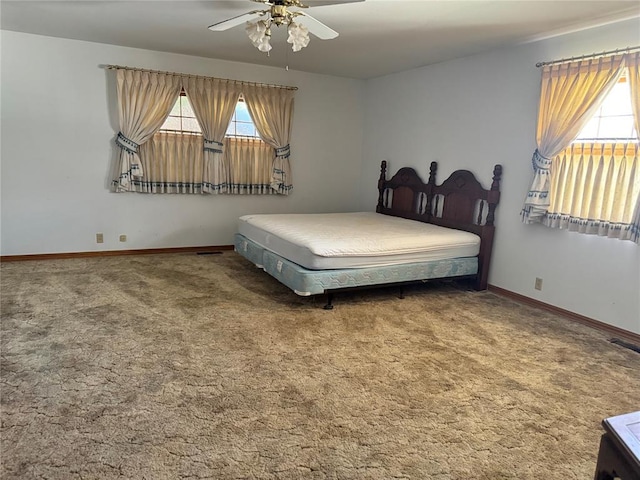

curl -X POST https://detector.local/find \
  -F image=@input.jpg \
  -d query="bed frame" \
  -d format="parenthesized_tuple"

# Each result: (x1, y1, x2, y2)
(234, 161, 502, 309)
(376, 160, 502, 292)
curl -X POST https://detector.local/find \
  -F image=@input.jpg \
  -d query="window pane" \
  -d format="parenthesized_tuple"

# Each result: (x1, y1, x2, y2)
(600, 82, 632, 116)
(575, 75, 638, 142)
(181, 97, 196, 118)
(575, 118, 599, 139)
(224, 100, 260, 138)
(598, 116, 635, 139)
(235, 102, 252, 122)
(236, 122, 256, 137)
(182, 117, 202, 133)
(161, 116, 181, 131)
(169, 100, 181, 116)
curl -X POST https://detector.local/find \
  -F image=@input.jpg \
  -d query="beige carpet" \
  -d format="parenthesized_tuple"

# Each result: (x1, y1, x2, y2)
(1, 252, 639, 479)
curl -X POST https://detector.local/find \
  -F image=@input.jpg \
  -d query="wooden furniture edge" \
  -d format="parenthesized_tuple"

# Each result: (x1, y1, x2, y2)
(0, 245, 235, 262)
(488, 284, 640, 344)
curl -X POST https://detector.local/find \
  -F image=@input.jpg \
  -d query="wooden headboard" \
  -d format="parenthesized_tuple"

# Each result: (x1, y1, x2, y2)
(376, 161, 502, 290)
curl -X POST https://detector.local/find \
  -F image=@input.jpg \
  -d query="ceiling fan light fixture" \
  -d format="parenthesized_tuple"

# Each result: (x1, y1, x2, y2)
(256, 36, 273, 52)
(246, 20, 273, 52)
(287, 22, 310, 52)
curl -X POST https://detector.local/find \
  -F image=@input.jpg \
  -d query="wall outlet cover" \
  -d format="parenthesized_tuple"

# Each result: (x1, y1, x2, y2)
(535, 278, 543, 291)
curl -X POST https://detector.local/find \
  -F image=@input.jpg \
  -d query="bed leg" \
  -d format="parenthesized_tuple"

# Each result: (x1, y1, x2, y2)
(323, 292, 334, 310)
(399, 287, 405, 299)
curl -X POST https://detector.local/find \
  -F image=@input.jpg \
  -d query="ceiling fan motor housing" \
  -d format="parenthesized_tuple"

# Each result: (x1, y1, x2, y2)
(271, 5, 290, 26)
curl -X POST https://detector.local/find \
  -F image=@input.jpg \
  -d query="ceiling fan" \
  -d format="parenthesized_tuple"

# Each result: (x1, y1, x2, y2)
(208, 0, 365, 53)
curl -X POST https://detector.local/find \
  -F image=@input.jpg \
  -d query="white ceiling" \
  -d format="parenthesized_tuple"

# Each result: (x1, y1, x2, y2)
(2, 0, 639, 79)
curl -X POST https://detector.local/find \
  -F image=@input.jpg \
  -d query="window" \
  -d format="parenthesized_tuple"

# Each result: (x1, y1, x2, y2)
(574, 75, 638, 142)
(160, 91, 201, 133)
(160, 93, 260, 138)
(226, 99, 260, 138)
(548, 69, 640, 240)
(522, 53, 640, 244)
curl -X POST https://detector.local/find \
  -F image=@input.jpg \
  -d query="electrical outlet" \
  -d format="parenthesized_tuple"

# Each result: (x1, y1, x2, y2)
(96, 233, 104, 244)
(535, 277, 543, 291)
(119, 234, 127, 242)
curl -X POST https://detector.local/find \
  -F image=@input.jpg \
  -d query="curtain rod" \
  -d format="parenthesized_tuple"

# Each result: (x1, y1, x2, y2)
(103, 64, 298, 91)
(536, 45, 640, 68)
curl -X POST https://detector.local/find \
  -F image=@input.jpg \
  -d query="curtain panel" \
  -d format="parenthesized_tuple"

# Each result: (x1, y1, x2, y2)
(544, 143, 639, 240)
(225, 137, 275, 194)
(626, 52, 640, 243)
(243, 85, 295, 195)
(113, 69, 182, 191)
(182, 77, 242, 194)
(521, 55, 626, 223)
(135, 132, 205, 193)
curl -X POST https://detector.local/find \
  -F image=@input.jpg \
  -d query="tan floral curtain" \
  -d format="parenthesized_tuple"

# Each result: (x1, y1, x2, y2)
(521, 55, 626, 222)
(113, 69, 182, 191)
(182, 77, 242, 193)
(242, 85, 295, 195)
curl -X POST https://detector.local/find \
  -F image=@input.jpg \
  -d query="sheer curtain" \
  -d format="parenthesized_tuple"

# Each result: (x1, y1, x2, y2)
(243, 85, 295, 195)
(521, 55, 625, 222)
(113, 69, 182, 191)
(182, 77, 241, 193)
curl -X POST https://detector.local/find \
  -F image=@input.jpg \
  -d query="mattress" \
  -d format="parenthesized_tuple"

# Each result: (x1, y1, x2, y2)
(237, 212, 480, 270)
(234, 235, 478, 296)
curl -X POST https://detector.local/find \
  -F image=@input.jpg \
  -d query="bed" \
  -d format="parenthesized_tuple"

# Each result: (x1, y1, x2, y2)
(234, 161, 502, 308)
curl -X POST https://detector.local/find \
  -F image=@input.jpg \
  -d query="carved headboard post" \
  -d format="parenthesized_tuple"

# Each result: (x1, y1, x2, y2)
(424, 161, 438, 220)
(428, 161, 437, 186)
(476, 164, 502, 290)
(486, 164, 502, 226)
(376, 160, 388, 213)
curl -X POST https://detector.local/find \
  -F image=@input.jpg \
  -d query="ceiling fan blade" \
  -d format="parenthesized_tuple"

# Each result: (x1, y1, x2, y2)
(295, 12, 338, 39)
(208, 11, 264, 32)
